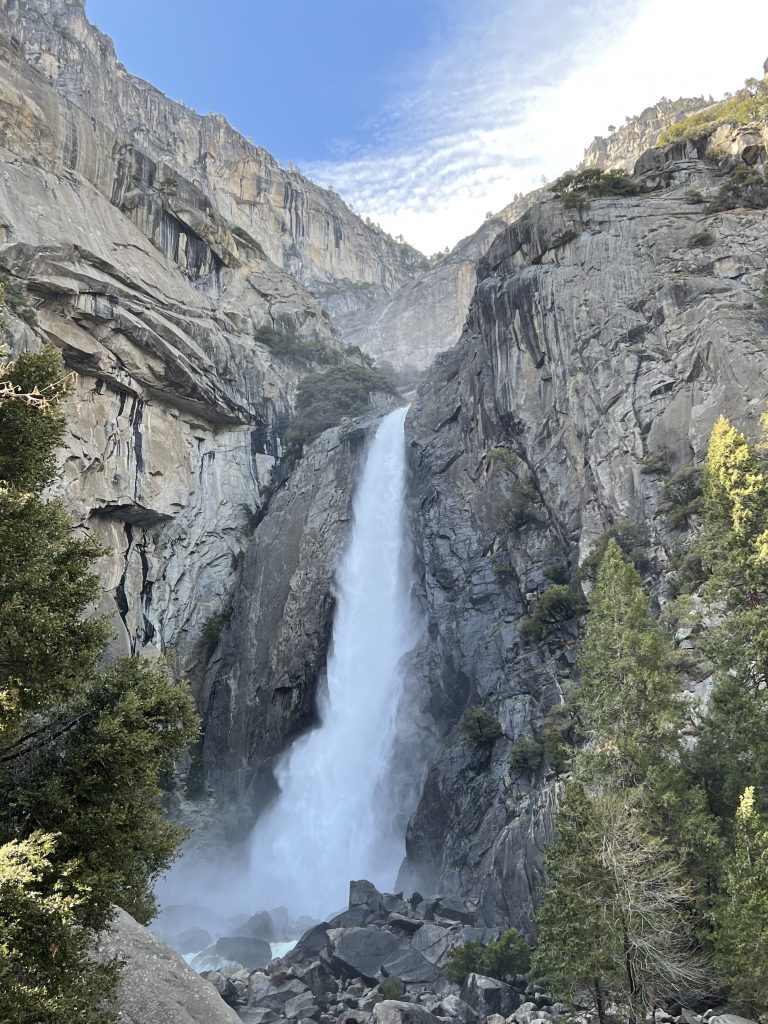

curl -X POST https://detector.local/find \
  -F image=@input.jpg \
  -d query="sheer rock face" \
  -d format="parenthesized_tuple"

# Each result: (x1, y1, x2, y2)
(0, 0, 426, 299)
(0, 21, 341, 685)
(201, 419, 376, 812)
(403, 151, 768, 929)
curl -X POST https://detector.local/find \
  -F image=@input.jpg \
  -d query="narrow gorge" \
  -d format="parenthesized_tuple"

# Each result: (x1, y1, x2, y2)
(2, 3, 768, 1024)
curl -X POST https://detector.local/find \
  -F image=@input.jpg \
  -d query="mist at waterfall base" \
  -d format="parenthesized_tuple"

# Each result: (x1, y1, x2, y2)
(247, 405, 419, 920)
(156, 406, 422, 932)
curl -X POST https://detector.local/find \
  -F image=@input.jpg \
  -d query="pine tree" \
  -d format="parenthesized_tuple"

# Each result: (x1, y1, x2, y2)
(715, 788, 768, 1015)
(0, 344, 199, 1019)
(535, 785, 706, 1021)
(692, 416, 768, 823)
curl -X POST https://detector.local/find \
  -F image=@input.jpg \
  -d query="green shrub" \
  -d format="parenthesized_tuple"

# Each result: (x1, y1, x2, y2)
(661, 464, 704, 530)
(689, 229, 715, 248)
(508, 736, 545, 775)
(551, 168, 638, 208)
(286, 364, 396, 452)
(685, 188, 706, 204)
(491, 473, 541, 531)
(640, 445, 672, 476)
(461, 707, 503, 748)
(521, 585, 585, 643)
(706, 166, 768, 214)
(657, 82, 768, 146)
(0, 274, 38, 328)
(543, 561, 570, 584)
(575, 521, 651, 582)
(380, 976, 404, 999)
(760, 271, 768, 310)
(200, 607, 231, 659)
(444, 928, 532, 985)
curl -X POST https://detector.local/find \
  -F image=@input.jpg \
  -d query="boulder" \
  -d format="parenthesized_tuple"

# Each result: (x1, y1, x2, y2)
(461, 973, 519, 1018)
(373, 1000, 443, 1024)
(381, 947, 442, 985)
(176, 926, 213, 953)
(387, 913, 423, 935)
(287, 923, 332, 962)
(350, 880, 386, 917)
(293, 959, 339, 998)
(234, 911, 276, 941)
(331, 928, 405, 983)
(247, 976, 310, 1013)
(411, 924, 460, 966)
(284, 991, 321, 1020)
(432, 899, 476, 926)
(94, 907, 241, 1024)
(710, 1017, 758, 1024)
(200, 970, 239, 1006)
(239, 1010, 279, 1024)
(435, 994, 479, 1022)
(215, 935, 272, 969)
(330, 906, 372, 929)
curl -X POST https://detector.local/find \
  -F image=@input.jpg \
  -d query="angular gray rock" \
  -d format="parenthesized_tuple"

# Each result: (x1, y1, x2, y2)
(215, 935, 272, 970)
(331, 928, 406, 983)
(94, 907, 242, 1024)
(372, 1001, 443, 1024)
(460, 974, 519, 1018)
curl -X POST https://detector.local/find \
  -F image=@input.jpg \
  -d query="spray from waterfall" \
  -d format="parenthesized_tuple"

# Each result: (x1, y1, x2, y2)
(246, 406, 418, 920)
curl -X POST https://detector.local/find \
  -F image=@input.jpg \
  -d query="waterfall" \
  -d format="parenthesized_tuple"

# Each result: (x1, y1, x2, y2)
(247, 406, 417, 920)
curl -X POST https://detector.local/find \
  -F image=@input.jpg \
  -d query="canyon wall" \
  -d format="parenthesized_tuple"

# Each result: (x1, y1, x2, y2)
(402, 133, 768, 928)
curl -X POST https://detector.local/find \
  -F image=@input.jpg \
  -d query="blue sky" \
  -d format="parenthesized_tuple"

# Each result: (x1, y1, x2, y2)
(86, 0, 768, 254)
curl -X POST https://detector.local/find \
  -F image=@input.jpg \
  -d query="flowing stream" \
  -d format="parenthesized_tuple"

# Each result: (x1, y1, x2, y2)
(247, 406, 417, 919)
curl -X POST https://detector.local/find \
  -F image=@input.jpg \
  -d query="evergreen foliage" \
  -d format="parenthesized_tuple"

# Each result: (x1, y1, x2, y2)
(715, 788, 768, 1015)
(551, 169, 639, 208)
(445, 928, 531, 985)
(521, 585, 585, 643)
(286, 363, 396, 452)
(0, 343, 199, 1019)
(460, 707, 503, 747)
(656, 78, 768, 146)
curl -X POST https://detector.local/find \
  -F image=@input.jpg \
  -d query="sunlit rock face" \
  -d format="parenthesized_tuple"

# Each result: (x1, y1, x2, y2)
(0, 8, 345, 688)
(404, 142, 768, 929)
(1, 0, 427, 299)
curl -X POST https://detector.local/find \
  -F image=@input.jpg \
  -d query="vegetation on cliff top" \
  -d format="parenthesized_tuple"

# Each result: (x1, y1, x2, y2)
(286, 362, 397, 453)
(0, 342, 198, 1021)
(657, 76, 768, 146)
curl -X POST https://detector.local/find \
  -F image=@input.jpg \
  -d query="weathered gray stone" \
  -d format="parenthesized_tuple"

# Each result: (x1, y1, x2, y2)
(284, 991, 321, 1020)
(94, 907, 241, 1024)
(215, 935, 272, 970)
(435, 994, 479, 1023)
(460, 974, 519, 1018)
(331, 928, 406, 983)
(373, 1001, 443, 1024)
(381, 946, 442, 985)
(234, 911, 275, 942)
(175, 926, 213, 953)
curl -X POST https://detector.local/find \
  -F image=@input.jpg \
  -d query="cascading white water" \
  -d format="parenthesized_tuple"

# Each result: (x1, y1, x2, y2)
(247, 406, 417, 920)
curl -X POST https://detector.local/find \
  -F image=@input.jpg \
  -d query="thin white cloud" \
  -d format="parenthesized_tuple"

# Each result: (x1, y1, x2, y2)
(304, 0, 768, 254)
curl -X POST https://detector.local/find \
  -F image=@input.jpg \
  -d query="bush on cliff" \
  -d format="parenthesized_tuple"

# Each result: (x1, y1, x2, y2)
(657, 78, 768, 146)
(286, 363, 396, 453)
(0, 345, 198, 1019)
(551, 168, 638, 208)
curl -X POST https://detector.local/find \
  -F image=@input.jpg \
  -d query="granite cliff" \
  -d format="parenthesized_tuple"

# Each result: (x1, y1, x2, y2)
(400, 128, 768, 928)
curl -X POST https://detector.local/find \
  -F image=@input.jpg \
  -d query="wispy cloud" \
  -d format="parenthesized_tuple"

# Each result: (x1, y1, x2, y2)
(303, 0, 768, 254)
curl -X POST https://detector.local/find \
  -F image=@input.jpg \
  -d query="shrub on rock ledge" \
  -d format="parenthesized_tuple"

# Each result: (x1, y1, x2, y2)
(445, 928, 531, 985)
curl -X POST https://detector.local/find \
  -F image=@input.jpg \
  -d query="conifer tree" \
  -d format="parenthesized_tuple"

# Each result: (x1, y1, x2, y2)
(715, 787, 768, 1016)
(692, 416, 768, 823)
(576, 540, 684, 788)
(0, 344, 198, 1019)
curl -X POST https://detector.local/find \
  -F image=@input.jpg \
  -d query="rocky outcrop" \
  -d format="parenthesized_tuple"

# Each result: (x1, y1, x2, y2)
(0, 0, 426, 301)
(579, 97, 708, 172)
(95, 907, 242, 1024)
(403, 140, 768, 928)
